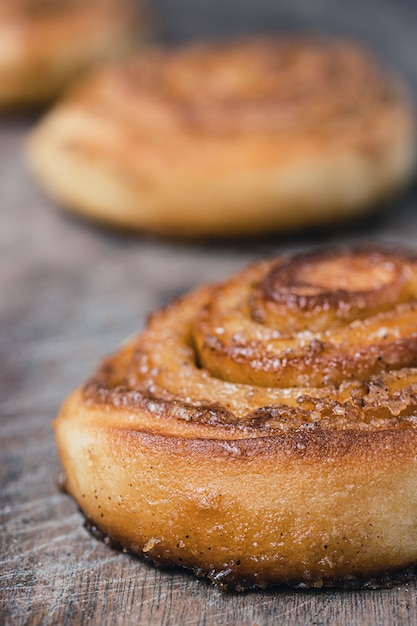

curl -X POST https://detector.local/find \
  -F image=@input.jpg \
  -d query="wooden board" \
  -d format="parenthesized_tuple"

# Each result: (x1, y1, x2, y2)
(2, 1, 417, 623)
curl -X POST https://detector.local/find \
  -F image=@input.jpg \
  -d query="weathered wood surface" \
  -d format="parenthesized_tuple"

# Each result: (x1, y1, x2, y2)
(2, 1, 417, 624)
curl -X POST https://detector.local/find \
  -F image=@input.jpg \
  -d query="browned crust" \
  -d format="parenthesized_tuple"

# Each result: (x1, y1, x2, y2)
(80, 246, 417, 432)
(260, 247, 413, 316)
(56, 397, 417, 590)
(26, 36, 416, 235)
(60, 407, 417, 458)
(55, 246, 417, 589)
(80, 515, 417, 592)
(0, 0, 149, 107)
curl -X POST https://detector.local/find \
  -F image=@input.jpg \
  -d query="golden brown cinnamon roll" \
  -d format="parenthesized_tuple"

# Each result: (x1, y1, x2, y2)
(56, 246, 417, 590)
(27, 36, 415, 236)
(0, 0, 148, 107)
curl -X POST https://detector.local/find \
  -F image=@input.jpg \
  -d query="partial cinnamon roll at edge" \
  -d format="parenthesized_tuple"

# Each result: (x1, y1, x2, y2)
(0, 0, 149, 108)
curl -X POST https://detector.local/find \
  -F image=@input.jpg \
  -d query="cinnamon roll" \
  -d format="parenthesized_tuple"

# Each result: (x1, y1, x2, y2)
(55, 246, 417, 590)
(27, 36, 415, 236)
(0, 0, 148, 107)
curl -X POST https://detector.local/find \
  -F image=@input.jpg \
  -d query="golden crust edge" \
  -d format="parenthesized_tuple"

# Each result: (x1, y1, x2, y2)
(26, 94, 416, 236)
(54, 389, 417, 589)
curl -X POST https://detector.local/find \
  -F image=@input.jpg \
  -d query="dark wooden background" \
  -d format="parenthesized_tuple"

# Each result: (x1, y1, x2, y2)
(2, 1, 417, 624)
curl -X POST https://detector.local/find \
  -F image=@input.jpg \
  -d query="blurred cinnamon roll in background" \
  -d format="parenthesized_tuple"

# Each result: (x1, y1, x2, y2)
(0, 0, 148, 107)
(26, 36, 416, 237)
(56, 245, 417, 590)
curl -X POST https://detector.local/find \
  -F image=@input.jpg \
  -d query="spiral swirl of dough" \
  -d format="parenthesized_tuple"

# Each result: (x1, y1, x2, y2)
(86, 247, 417, 433)
(27, 37, 416, 235)
(56, 247, 417, 590)
(92, 37, 407, 138)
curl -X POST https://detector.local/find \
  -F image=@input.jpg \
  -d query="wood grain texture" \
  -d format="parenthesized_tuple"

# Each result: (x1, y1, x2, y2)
(2, 1, 417, 624)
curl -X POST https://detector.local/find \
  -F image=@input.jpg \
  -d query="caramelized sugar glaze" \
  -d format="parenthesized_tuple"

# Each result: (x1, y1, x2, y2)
(56, 247, 417, 589)
(27, 37, 416, 234)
